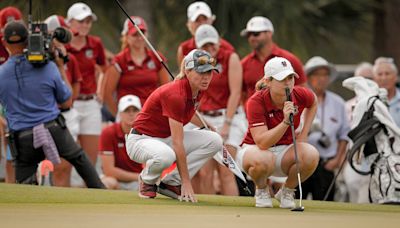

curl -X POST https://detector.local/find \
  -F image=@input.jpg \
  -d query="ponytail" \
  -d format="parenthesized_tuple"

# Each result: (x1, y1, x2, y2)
(255, 77, 269, 91)
(175, 59, 187, 80)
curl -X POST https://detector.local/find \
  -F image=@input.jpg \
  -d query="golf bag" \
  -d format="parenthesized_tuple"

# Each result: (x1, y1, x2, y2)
(343, 77, 400, 204)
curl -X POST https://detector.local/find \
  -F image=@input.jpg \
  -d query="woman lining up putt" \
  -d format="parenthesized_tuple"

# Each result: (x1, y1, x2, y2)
(236, 57, 319, 208)
(125, 49, 223, 203)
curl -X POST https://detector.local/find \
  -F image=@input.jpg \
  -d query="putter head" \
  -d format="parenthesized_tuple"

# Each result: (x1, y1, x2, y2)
(291, 206, 305, 212)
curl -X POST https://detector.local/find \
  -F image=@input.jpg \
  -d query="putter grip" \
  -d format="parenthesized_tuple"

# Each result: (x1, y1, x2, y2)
(285, 88, 294, 123)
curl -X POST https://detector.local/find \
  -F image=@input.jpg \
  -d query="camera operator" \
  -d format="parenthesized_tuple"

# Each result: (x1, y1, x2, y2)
(0, 21, 104, 188)
(299, 56, 350, 201)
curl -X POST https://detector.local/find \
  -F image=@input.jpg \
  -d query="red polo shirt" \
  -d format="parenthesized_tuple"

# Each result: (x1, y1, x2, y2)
(0, 35, 9, 65)
(65, 54, 82, 84)
(99, 122, 143, 173)
(134, 77, 203, 138)
(241, 44, 306, 103)
(66, 35, 106, 94)
(112, 47, 165, 105)
(179, 37, 234, 57)
(199, 49, 233, 111)
(242, 86, 314, 146)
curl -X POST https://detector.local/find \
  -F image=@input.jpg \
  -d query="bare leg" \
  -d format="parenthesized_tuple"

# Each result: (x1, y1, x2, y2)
(78, 135, 99, 165)
(281, 143, 319, 189)
(5, 160, 15, 183)
(53, 158, 72, 187)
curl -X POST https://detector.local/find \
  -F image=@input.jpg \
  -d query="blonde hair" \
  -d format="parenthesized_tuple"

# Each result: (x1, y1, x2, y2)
(175, 59, 187, 80)
(255, 77, 270, 91)
(120, 35, 128, 51)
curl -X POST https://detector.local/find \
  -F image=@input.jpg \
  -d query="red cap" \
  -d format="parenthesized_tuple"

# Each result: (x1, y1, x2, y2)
(0, 7, 23, 29)
(44, 15, 68, 31)
(121, 16, 147, 35)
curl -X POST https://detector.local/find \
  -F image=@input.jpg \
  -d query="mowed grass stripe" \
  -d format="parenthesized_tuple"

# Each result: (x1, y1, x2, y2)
(1, 183, 399, 214)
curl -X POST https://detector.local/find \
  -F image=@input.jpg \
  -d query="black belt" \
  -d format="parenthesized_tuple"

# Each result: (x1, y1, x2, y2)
(76, 94, 95, 101)
(60, 108, 71, 113)
(129, 128, 142, 135)
(200, 110, 238, 117)
(14, 119, 59, 138)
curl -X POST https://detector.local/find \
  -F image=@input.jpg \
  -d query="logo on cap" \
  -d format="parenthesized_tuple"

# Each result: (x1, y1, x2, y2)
(282, 61, 287, 67)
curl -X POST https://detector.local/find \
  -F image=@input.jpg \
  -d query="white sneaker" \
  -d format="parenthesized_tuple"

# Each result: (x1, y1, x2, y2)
(275, 187, 296, 209)
(255, 188, 273, 208)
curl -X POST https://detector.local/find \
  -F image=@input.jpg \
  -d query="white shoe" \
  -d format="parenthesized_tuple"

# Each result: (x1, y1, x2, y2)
(255, 188, 273, 208)
(275, 187, 296, 209)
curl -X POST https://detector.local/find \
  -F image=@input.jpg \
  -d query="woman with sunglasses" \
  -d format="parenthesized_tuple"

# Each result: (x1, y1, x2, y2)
(193, 24, 246, 196)
(126, 49, 223, 203)
(103, 16, 170, 117)
(237, 57, 319, 208)
(241, 16, 307, 106)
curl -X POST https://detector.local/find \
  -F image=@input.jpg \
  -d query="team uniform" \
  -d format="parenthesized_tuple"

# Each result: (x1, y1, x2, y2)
(66, 35, 106, 135)
(236, 86, 315, 176)
(241, 44, 306, 103)
(126, 77, 223, 186)
(0, 34, 9, 65)
(112, 47, 166, 105)
(199, 49, 247, 149)
(60, 54, 82, 141)
(99, 122, 143, 190)
(179, 37, 234, 57)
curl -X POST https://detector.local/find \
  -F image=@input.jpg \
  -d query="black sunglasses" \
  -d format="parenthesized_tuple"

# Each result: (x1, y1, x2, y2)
(247, 32, 262, 37)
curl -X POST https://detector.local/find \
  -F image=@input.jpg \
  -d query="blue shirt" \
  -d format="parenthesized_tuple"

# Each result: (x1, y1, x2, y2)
(0, 55, 71, 131)
(389, 88, 400, 127)
(308, 91, 351, 159)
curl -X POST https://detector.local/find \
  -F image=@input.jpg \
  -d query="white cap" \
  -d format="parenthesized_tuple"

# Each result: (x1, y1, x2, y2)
(264, 57, 299, 81)
(195, 24, 219, 48)
(67, 2, 97, 22)
(118, 95, 141, 112)
(240, 16, 274, 37)
(187, 1, 213, 22)
(304, 56, 336, 76)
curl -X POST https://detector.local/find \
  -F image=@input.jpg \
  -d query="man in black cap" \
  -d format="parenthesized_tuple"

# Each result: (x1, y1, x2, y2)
(0, 21, 104, 188)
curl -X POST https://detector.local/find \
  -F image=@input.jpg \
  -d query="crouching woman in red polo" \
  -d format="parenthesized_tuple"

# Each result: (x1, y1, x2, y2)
(237, 57, 319, 208)
(126, 49, 223, 203)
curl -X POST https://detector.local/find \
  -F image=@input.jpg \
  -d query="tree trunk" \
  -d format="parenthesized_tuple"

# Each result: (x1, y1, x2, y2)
(373, 0, 400, 65)
(123, 0, 155, 44)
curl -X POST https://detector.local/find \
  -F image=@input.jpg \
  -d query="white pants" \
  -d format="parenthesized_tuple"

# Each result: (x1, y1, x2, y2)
(201, 106, 248, 150)
(73, 99, 102, 135)
(126, 130, 223, 185)
(61, 108, 79, 141)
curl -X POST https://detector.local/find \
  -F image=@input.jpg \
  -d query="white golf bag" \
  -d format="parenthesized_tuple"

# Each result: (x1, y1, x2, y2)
(343, 77, 400, 204)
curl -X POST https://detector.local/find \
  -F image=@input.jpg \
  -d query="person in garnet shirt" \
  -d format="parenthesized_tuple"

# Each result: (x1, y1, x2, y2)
(193, 24, 246, 196)
(65, 2, 107, 165)
(99, 95, 143, 190)
(0, 6, 22, 65)
(103, 16, 169, 117)
(44, 14, 83, 187)
(236, 57, 319, 209)
(126, 49, 223, 203)
(176, 1, 234, 66)
(241, 16, 307, 106)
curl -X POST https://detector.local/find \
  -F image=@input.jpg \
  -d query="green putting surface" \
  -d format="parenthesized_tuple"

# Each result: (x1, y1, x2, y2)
(0, 183, 399, 228)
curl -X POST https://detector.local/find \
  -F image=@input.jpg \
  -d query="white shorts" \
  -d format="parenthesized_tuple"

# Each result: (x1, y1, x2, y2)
(201, 106, 248, 150)
(73, 99, 102, 135)
(236, 144, 293, 177)
(61, 108, 79, 141)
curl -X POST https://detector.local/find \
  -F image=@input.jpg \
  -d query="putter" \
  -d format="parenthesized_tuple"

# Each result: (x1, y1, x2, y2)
(114, 0, 251, 194)
(285, 88, 305, 212)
